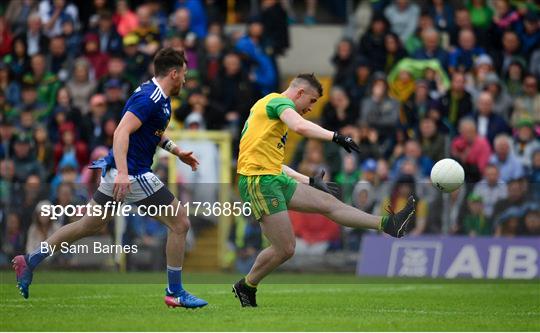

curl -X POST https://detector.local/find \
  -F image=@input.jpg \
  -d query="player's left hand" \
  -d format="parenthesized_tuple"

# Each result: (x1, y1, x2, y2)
(309, 170, 341, 199)
(177, 150, 200, 171)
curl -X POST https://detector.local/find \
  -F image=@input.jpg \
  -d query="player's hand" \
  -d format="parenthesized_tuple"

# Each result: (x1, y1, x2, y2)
(333, 132, 360, 154)
(113, 172, 131, 202)
(178, 150, 200, 171)
(309, 170, 341, 199)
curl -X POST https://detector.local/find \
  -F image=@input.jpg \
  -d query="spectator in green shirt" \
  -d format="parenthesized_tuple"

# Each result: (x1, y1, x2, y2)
(463, 192, 492, 236)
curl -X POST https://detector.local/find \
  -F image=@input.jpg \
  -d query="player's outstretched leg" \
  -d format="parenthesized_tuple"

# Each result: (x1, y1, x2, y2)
(233, 210, 294, 307)
(288, 183, 415, 238)
(154, 197, 207, 309)
(13, 200, 111, 299)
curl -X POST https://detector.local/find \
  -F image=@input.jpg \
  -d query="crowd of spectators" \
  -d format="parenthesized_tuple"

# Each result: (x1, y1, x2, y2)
(0, 0, 539, 269)
(290, 0, 539, 253)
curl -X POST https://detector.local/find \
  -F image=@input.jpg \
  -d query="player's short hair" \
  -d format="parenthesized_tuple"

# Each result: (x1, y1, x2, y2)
(153, 48, 187, 77)
(292, 73, 323, 97)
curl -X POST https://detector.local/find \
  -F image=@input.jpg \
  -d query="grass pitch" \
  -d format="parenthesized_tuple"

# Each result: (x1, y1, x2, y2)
(1, 271, 539, 331)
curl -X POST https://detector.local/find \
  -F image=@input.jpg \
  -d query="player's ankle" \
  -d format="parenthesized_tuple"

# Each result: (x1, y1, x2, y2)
(243, 276, 258, 289)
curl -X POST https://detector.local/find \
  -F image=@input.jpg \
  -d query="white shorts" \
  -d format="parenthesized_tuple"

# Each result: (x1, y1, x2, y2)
(94, 168, 168, 204)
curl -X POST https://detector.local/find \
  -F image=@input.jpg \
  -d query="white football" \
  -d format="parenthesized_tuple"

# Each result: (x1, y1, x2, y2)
(430, 158, 465, 193)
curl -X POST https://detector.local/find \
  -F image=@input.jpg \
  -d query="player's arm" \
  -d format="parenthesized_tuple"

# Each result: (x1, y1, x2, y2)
(282, 165, 341, 199)
(279, 108, 360, 153)
(159, 135, 199, 171)
(112, 111, 142, 201)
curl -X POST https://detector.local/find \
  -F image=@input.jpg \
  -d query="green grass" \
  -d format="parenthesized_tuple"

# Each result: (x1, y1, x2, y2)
(1, 271, 539, 331)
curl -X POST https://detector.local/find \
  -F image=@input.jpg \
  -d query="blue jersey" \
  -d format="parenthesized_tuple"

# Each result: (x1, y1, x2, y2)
(105, 78, 172, 175)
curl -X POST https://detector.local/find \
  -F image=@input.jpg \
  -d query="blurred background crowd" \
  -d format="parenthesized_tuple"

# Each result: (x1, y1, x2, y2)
(0, 0, 538, 271)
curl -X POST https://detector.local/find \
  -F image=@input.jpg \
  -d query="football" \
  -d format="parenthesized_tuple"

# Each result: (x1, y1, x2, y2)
(430, 158, 465, 193)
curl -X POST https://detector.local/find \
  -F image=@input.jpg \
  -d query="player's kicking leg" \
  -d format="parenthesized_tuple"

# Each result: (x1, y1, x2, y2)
(12, 199, 112, 299)
(149, 196, 207, 309)
(288, 183, 415, 237)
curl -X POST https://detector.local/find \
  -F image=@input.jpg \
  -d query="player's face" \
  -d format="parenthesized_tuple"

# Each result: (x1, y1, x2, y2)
(296, 88, 319, 116)
(170, 64, 187, 96)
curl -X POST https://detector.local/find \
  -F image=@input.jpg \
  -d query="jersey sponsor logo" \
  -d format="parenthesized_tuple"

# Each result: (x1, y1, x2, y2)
(277, 132, 288, 149)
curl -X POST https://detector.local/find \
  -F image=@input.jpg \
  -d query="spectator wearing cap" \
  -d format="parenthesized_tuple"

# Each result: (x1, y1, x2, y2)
(321, 86, 357, 133)
(513, 119, 540, 169)
(489, 134, 525, 183)
(39, 0, 80, 38)
(14, 82, 47, 122)
(474, 91, 511, 147)
(23, 12, 49, 57)
(96, 56, 135, 96)
(66, 58, 97, 115)
(515, 12, 540, 60)
(451, 118, 492, 181)
(413, 28, 449, 71)
(472, 164, 507, 218)
(463, 193, 491, 236)
(176, 88, 225, 130)
(361, 73, 399, 145)
(13, 132, 45, 182)
(22, 53, 61, 113)
(346, 57, 372, 106)
(91, 10, 122, 55)
(419, 116, 446, 162)
(103, 79, 126, 119)
(483, 73, 513, 122)
(61, 17, 81, 58)
(331, 38, 356, 88)
(82, 32, 109, 80)
(357, 14, 389, 73)
(384, 0, 419, 44)
(494, 206, 524, 237)
(466, 53, 495, 98)
(512, 75, 540, 126)
(122, 33, 150, 80)
(112, 0, 138, 37)
(53, 122, 88, 173)
(235, 17, 277, 96)
(449, 28, 485, 74)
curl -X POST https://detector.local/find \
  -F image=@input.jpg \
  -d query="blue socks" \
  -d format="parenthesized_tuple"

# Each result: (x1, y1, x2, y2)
(27, 245, 50, 270)
(167, 266, 183, 294)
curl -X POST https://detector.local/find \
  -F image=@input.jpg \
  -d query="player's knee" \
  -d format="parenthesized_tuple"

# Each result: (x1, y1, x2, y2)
(169, 216, 190, 235)
(278, 243, 295, 261)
